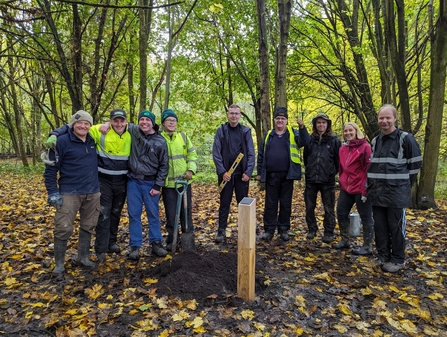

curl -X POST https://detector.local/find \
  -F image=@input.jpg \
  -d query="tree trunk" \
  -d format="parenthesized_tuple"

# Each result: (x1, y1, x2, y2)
(128, 62, 135, 122)
(6, 43, 28, 167)
(256, 0, 272, 141)
(416, 0, 447, 209)
(385, 0, 412, 131)
(275, 0, 291, 110)
(164, 1, 173, 110)
(139, 0, 153, 112)
(72, 3, 83, 112)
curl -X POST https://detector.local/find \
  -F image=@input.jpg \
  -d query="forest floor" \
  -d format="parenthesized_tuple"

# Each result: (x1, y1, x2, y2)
(1, 173, 447, 336)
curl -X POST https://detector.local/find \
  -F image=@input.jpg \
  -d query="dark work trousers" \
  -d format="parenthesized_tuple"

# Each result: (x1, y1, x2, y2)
(94, 173, 127, 254)
(162, 184, 193, 244)
(264, 171, 294, 234)
(372, 206, 406, 264)
(336, 189, 373, 226)
(304, 182, 336, 235)
(217, 174, 249, 231)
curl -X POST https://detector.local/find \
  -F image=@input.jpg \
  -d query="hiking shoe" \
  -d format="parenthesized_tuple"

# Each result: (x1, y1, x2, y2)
(215, 230, 226, 243)
(261, 232, 274, 241)
(352, 246, 372, 255)
(97, 252, 106, 263)
(372, 257, 387, 268)
(108, 244, 121, 254)
(128, 246, 140, 260)
(306, 230, 317, 240)
(280, 232, 290, 241)
(152, 241, 168, 257)
(322, 234, 335, 243)
(166, 242, 173, 251)
(332, 239, 349, 249)
(382, 262, 405, 273)
(51, 272, 65, 281)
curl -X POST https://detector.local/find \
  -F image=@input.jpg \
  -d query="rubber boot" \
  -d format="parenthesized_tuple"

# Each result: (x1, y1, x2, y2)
(52, 238, 67, 276)
(352, 222, 374, 255)
(332, 222, 350, 249)
(77, 230, 96, 268)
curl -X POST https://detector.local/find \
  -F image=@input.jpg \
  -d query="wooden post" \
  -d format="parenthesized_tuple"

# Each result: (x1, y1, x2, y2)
(237, 197, 256, 301)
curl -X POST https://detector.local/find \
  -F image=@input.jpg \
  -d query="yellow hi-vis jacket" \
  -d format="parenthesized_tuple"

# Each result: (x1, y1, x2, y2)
(161, 131, 198, 188)
(89, 124, 131, 176)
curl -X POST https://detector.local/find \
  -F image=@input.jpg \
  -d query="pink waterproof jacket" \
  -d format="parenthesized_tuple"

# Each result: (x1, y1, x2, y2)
(338, 138, 371, 196)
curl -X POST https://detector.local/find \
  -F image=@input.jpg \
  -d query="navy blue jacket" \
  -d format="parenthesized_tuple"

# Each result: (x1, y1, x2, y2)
(44, 128, 100, 195)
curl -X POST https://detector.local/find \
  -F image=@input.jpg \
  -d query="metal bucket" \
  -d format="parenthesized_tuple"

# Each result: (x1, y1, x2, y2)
(349, 212, 361, 237)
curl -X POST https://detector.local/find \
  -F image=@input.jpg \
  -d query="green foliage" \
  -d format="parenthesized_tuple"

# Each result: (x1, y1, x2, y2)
(0, 161, 44, 176)
(435, 159, 447, 200)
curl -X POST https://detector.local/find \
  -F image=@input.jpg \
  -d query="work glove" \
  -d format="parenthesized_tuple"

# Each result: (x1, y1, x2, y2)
(48, 192, 63, 210)
(44, 135, 57, 148)
(361, 196, 367, 203)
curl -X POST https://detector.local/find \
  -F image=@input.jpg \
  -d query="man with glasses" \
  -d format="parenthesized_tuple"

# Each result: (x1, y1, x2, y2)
(257, 107, 310, 241)
(212, 104, 255, 243)
(160, 109, 197, 249)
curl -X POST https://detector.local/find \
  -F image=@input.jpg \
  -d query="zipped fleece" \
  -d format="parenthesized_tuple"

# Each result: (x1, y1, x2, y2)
(44, 128, 99, 195)
(338, 138, 371, 196)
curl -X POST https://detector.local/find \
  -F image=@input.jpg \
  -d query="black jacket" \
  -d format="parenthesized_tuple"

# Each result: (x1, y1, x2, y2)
(367, 128, 422, 208)
(212, 122, 255, 178)
(303, 134, 341, 184)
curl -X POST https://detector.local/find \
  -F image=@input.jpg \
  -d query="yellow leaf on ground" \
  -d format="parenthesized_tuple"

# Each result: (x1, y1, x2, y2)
(253, 322, 265, 331)
(334, 323, 347, 333)
(142, 277, 158, 284)
(241, 309, 255, 320)
(337, 303, 352, 315)
(428, 292, 444, 300)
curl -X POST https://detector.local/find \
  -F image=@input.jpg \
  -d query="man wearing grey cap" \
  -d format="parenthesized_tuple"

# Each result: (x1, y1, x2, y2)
(44, 110, 100, 279)
(46, 109, 132, 263)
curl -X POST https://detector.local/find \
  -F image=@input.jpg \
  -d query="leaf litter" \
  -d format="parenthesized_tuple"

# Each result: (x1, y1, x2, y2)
(1, 174, 447, 336)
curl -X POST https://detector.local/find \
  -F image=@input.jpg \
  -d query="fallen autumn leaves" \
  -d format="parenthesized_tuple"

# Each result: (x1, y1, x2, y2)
(1, 172, 447, 336)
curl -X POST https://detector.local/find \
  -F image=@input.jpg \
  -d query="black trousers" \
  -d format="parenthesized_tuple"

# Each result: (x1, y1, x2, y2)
(94, 174, 127, 254)
(372, 206, 406, 264)
(304, 182, 336, 234)
(217, 174, 249, 231)
(263, 171, 294, 234)
(336, 189, 373, 226)
(162, 184, 193, 243)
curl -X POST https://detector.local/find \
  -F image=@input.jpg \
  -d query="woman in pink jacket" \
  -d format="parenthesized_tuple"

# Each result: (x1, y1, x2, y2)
(333, 122, 374, 255)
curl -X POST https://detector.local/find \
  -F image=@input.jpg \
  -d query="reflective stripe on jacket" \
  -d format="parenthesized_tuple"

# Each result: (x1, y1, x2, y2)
(264, 126, 301, 164)
(89, 124, 131, 176)
(161, 131, 198, 188)
(367, 128, 422, 207)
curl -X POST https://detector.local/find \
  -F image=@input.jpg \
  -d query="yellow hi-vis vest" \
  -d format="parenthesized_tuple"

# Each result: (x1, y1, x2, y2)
(264, 126, 301, 164)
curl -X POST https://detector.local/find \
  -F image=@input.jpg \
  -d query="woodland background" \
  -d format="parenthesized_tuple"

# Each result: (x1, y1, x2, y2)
(0, 0, 447, 204)
(2, 1, 447, 336)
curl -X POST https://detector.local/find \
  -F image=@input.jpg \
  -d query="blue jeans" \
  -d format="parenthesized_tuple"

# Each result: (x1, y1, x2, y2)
(127, 179, 162, 247)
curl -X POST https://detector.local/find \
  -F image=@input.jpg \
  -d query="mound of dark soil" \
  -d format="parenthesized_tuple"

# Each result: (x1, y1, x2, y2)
(146, 250, 268, 302)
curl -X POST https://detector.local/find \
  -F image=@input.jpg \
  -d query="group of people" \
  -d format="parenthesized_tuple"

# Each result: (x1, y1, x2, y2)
(43, 103, 421, 279)
(44, 108, 197, 279)
(213, 104, 421, 274)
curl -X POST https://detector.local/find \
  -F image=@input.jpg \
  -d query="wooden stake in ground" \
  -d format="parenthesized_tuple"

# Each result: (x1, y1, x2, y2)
(237, 197, 256, 301)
